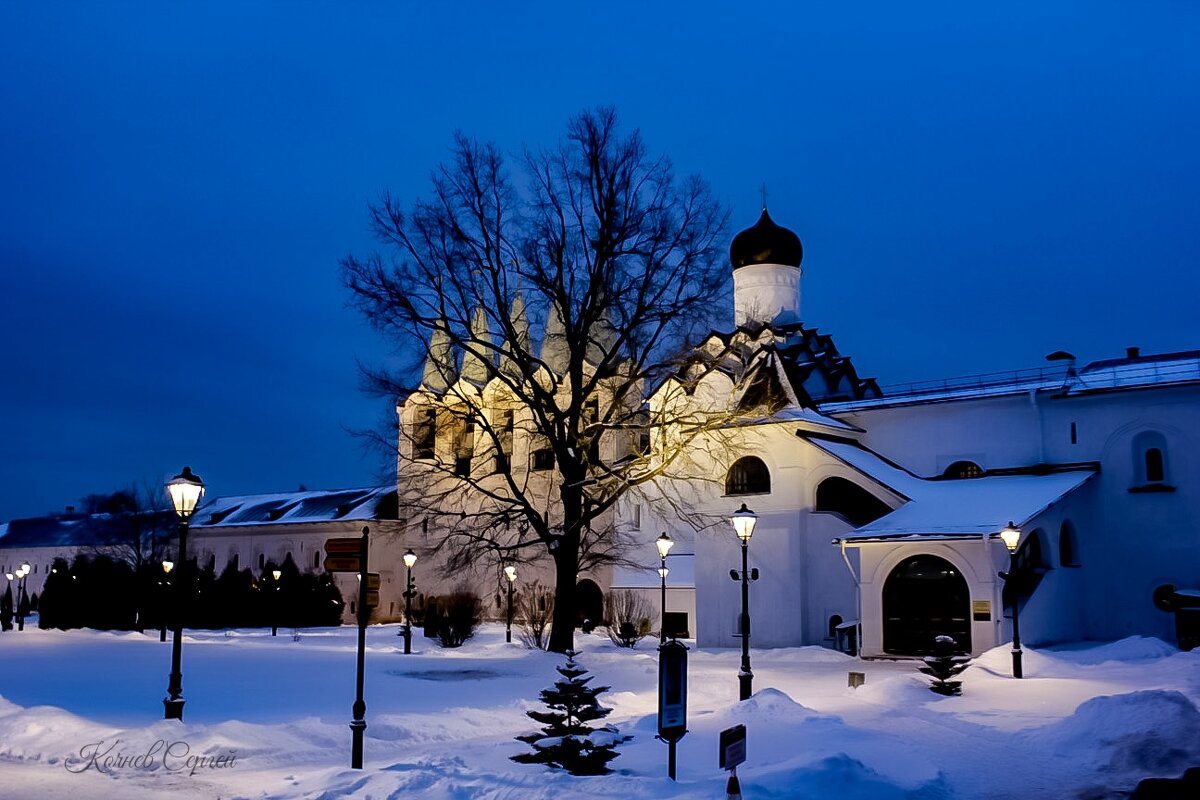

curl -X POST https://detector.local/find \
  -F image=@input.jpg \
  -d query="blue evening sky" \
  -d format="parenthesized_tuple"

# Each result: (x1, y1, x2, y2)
(2, 2, 1197, 521)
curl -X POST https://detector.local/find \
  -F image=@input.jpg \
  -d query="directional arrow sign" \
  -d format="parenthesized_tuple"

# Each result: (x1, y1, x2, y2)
(365, 590, 380, 608)
(325, 537, 363, 555)
(324, 555, 361, 573)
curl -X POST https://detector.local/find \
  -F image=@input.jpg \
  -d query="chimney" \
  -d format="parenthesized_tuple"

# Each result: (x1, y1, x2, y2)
(1126, 347, 1140, 359)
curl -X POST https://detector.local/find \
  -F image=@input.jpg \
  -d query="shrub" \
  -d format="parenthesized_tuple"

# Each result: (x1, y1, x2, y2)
(434, 588, 481, 648)
(517, 581, 554, 650)
(603, 590, 653, 648)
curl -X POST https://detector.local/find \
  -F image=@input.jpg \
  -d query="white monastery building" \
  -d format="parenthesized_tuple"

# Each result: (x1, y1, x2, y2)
(620, 209, 1200, 657)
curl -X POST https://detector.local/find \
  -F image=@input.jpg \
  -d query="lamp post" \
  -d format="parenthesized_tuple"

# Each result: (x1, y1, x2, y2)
(504, 564, 517, 643)
(656, 532, 674, 645)
(160, 560, 174, 642)
(163, 466, 205, 720)
(402, 549, 417, 654)
(4, 572, 13, 632)
(999, 521, 1023, 679)
(271, 569, 282, 636)
(16, 564, 30, 631)
(731, 504, 758, 701)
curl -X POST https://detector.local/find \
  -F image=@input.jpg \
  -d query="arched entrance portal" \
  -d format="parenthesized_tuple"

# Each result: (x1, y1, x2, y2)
(575, 579, 604, 629)
(882, 555, 971, 655)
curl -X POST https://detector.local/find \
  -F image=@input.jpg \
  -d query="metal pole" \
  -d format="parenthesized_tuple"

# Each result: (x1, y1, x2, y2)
(738, 539, 753, 701)
(668, 739, 677, 781)
(1010, 550, 1023, 679)
(16, 575, 25, 631)
(403, 564, 413, 655)
(350, 526, 369, 768)
(160, 575, 168, 642)
(660, 556, 668, 645)
(164, 518, 188, 719)
(506, 581, 513, 643)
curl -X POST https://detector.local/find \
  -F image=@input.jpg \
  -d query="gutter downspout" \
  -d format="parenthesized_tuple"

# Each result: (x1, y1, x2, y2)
(837, 539, 862, 658)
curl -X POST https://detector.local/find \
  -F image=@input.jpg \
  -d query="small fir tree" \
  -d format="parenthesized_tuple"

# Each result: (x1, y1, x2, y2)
(512, 650, 629, 775)
(1, 585, 13, 631)
(918, 634, 972, 696)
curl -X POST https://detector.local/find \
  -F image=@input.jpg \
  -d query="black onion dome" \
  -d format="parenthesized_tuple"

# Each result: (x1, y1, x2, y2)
(729, 209, 803, 269)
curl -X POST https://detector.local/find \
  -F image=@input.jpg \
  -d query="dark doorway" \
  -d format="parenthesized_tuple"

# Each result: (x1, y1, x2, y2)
(575, 579, 603, 628)
(882, 555, 971, 655)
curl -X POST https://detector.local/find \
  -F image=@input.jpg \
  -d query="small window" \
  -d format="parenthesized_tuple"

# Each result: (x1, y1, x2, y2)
(1146, 448, 1165, 483)
(943, 461, 983, 479)
(1070, 422, 1078, 445)
(455, 455, 472, 477)
(313, 551, 321, 569)
(414, 409, 436, 459)
(726, 456, 771, 495)
(828, 614, 844, 639)
(494, 453, 510, 474)
(1059, 520, 1080, 567)
(1131, 431, 1172, 489)
(532, 448, 554, 471)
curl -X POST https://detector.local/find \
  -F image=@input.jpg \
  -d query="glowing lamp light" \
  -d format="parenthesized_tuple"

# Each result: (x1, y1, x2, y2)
(20, 562, 30, 573)
(1000, 521, 1021, 552)
(162, 560, 175, 573)
(403, 550, 418, 569)
(655, 531, 674, 560)
(731, 503, 758, 542)
(272, 569, 282, 581)
(504, 564, 517, 583)
(658, 566, 670, 579)
(165, 466, 205, 519)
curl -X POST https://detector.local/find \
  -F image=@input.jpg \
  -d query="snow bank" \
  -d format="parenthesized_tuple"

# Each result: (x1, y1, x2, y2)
(1029, 690, 1200, 779)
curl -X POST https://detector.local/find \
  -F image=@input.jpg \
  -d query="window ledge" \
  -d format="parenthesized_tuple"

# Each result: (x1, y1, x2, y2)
(1129, 483, 1176, 494)
(723, 491, 772, 498)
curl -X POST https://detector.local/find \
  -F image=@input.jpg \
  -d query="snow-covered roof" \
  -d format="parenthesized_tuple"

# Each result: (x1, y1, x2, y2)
(822, 350, 1200, 412)
(194, 486, 396, 529)
(810, 439, 1096, 543)
(731, 406, 860, 433)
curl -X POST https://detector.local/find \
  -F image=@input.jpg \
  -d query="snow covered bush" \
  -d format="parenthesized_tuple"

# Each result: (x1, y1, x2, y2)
(512, 650, 629, 775)
(603, 590, 652, 648)
(918, 635, 971, 696)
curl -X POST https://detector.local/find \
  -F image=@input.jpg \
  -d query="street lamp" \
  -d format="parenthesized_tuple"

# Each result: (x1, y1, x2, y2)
(731, 503, 758, 700)
(15, 564, 30, 631)
(160, 560, 174, 642)
(504, 564, 517, 643)
(999, 521, 1023, 679)
(656, 532, 674, 644)
(3, 572, 12, 632)
(163, 466, 205, 720)
(271, 569, 282, 636)
(402, 549, 417, 654)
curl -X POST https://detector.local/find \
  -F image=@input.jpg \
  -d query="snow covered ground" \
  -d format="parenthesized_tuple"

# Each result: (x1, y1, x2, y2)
(0, 622, 1197, 799)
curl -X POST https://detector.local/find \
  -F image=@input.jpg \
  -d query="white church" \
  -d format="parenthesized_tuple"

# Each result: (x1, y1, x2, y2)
(617, 209, 1200, 658)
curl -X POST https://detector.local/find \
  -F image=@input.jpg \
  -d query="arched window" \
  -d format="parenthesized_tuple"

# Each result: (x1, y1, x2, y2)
(726, 457, 771, 495)
(413, 408, 436, 460)
(814, 477, 892, 527)
(943, 460, 983, 479)
(1131, 431, 1171, 487)
(1059, 520, 1080, 567)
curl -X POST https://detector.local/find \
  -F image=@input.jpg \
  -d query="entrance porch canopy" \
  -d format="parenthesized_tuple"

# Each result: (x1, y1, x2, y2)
(812, 439, 1096, 545)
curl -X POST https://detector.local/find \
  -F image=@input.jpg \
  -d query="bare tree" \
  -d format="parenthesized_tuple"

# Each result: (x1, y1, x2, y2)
(342, 107, 733, 652)
(82, 483, 174, 573)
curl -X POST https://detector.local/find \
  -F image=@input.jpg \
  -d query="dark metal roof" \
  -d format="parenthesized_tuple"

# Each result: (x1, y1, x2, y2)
(0, 511, 175, 549)
(729, 208, 803, 269)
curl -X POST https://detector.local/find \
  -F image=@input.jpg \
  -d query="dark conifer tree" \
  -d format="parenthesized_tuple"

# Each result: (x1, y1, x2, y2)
(1, 584, 13, 631)
(512, 650, 629, 775)
(918, 634, 972, 696)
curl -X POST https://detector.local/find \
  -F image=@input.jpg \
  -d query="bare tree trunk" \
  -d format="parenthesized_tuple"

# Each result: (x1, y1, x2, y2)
(548, 545, 579, 653)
